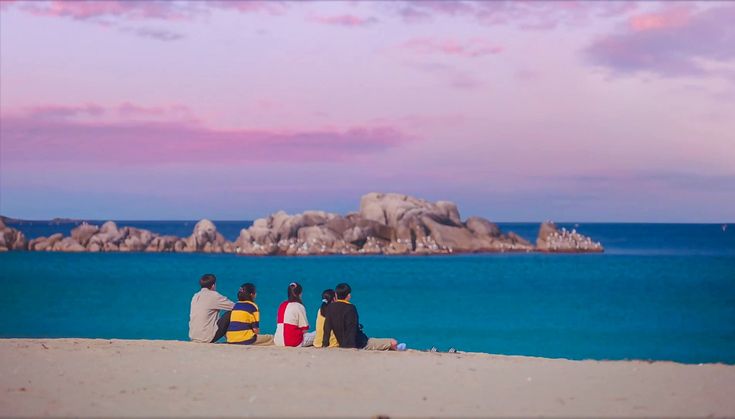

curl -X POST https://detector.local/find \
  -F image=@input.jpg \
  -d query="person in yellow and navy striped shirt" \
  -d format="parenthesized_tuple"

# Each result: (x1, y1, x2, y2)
(226, 283, 274, 346)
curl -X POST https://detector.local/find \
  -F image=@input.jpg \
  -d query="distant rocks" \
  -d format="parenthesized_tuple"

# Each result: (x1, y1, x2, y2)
(18, 218, 238, 254)
(536, 221, 604, 253)
(0, 193, 605, 255)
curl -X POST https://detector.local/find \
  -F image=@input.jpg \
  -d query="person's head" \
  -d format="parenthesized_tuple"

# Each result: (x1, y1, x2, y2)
(320, 288, 336, 316)
(287, 282, 303, 303)
(335, 283, 351, 300)
(200, 274, 217, 290)
(238, 283, 256, 302)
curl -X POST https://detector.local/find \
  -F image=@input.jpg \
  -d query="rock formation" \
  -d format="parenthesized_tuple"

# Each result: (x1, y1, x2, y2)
(536, 221, 603, 253)
(233, 193, 533, 255)
(0, 218, 27, 251)
(0, 193, 605, 255)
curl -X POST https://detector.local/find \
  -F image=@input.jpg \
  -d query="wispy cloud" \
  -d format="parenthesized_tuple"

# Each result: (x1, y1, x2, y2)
(7, 0, 284, 21)
(405, 61, 483, 90)
(15, 0, 196, 21)
(120, 27, 185, 41)
(308, 14, 378, 27)
(3, 0, 284, 41)
(401, 38, 502, 58)
(390, 1, 638, 29)
(0, 104, 413, 166)
(585, 4, 735, 77)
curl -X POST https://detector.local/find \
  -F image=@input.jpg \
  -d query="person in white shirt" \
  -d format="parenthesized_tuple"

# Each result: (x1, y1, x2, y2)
(189, 274, 235, 343)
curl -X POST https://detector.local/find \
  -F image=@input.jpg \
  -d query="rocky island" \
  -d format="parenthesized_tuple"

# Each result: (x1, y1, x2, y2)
(1, 193, 603, 254)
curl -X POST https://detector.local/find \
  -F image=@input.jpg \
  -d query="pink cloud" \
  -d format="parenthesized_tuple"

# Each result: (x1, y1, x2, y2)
(16, 0, 194, 21)
(401, 38, 502, 58)
(586, 4, 735, 77)
(206, 1, 288, 16)
(628, 5, 692, 31)
(2, 1, 288, 41)
(0, 104, 412, 166)
(8, 0, 285, 21)
(308, 14, 378, 27)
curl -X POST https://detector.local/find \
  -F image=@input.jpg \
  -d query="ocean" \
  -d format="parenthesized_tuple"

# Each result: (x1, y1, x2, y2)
(1, 221, 733, 364)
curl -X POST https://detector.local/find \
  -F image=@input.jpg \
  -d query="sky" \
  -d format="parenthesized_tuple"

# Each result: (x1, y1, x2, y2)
(1, 0, 733, 222)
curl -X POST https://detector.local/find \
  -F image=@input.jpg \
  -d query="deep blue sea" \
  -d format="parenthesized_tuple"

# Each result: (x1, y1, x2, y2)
(1, 221, 733, 364)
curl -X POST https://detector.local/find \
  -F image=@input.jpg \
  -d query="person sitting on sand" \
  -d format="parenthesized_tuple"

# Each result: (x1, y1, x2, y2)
(274, 282, 315, 347)
(313, 289, 339, 348)
(226, 283, 273, 345)
(322, 283, 401, 350)
(189, 274, 234, 343)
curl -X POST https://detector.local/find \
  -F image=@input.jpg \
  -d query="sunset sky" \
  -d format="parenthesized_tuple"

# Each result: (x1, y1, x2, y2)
(1, 1, 733, 221)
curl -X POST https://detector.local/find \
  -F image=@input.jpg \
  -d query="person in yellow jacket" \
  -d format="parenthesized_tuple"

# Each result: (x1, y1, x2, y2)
(314, 289, 339, 348)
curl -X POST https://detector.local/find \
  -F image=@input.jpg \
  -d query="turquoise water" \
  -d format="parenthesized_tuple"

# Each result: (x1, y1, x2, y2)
(1, 223, 734, 364)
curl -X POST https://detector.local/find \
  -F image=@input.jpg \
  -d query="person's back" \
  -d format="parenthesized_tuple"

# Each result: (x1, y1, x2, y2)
(226, 300, 260, 344)
(322, 298, 362, 348)
(274, 282, 310, 347)
(322, 282, 400, 351)
(314, 289, 339, 348)
(322, 283, 364, 348)
(189, 274, 234, 343)
(226, 283, 273, 345)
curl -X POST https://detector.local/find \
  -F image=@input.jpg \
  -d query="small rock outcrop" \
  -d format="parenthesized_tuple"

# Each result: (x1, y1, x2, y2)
(536, 221, 603, 253)
(28, 233, 64, 251)
(0, 219, 27, 251)
(16, 219, 236, 254)
(186, 219, 231, 253)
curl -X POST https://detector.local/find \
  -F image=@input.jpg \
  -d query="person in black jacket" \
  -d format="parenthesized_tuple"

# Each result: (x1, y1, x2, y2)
(321, 283, 398, 350)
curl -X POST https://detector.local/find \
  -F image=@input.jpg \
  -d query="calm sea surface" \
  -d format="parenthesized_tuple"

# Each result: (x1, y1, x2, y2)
(1, 221, 733, 364)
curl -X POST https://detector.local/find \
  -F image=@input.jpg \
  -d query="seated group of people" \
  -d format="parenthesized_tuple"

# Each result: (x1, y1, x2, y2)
(188, 274, 403, 351)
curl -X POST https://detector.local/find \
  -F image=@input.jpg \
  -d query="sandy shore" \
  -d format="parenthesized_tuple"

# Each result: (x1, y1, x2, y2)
(1, 339, 733, 417)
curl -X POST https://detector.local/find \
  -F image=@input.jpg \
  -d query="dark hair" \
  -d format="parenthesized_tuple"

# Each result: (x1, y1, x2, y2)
(287, 282, 303, 303)
(200, 274, 216, 289)
(238, 283, 256, 301)
(320, 289, 336, 316)
(335, 283, 351, 300)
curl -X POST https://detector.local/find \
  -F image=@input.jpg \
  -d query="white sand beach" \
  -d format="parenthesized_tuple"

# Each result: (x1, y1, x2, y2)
(1, 338, 733, 417)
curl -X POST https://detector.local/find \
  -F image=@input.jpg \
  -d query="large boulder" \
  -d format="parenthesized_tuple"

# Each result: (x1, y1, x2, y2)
(99, 221, 119, 235)
(420, 215, 484, 252)
(146, 235, 179, 252)
(536, 222, 603, 253)
(357, 192, 524, 253)
(53, 237, 86, 252)
(109, 227, 156, 252)
(0, 222, 27, 251)
(28, 233, 64, 251)
(71, 223, 99, 247)
(187, 219, 227, 252)
(465, 216, 501, 237)
(86, 221, 127, 251)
